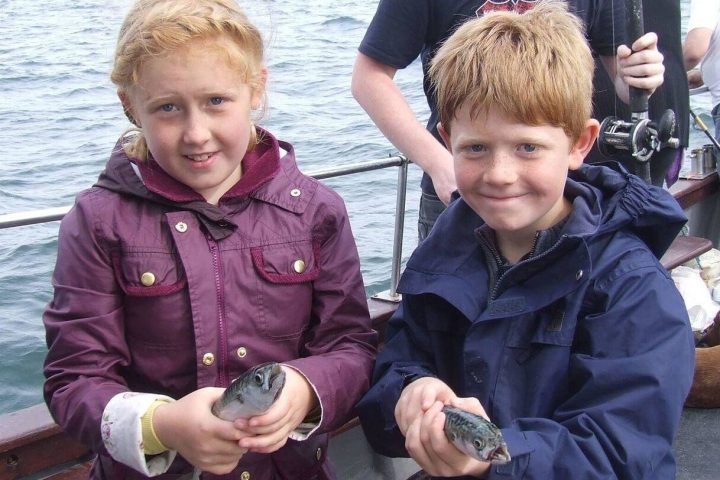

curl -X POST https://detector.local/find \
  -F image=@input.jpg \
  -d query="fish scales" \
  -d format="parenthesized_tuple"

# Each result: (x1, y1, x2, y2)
(442, 405, 511, 464)
(211, 362, 286, 421)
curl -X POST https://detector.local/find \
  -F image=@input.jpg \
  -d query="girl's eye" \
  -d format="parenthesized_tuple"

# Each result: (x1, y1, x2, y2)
(210, 97, 224, 106)
(519, 144, 537, 153)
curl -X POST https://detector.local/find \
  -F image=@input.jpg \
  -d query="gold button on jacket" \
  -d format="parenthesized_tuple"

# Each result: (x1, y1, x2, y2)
(140, 272, 156, 286)
(293, 259, 306, 273)
(202, 353, 215, 366)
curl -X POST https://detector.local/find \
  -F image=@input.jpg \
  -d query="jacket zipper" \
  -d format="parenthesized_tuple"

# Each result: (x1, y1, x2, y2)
(488, 234, 567, 302)
(208, 236, 229, 387)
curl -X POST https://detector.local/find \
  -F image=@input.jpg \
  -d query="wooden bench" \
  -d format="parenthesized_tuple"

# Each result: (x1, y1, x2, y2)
(670, 175, 720, 210)
(663, 174, 720, 269)
(661, 235, 713, 271)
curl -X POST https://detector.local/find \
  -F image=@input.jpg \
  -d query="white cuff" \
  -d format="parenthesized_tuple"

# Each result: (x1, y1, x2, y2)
(102, 392, 177, 476)
(281, 364, 323, 441)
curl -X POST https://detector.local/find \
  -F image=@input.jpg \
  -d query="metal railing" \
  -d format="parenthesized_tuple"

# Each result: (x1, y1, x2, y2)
(0, 155, 411, 300)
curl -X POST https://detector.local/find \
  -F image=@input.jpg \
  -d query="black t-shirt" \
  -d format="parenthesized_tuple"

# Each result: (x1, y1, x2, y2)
(589, 0, 689, 161)
(359, 0, 624, 194)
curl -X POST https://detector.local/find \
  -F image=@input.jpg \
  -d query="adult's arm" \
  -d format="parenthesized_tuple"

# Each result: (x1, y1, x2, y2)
(351, 53, 456, 205)
(684, 27, 713, 71)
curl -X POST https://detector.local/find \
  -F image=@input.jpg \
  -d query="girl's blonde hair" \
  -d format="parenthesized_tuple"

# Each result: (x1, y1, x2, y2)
(429, 0, 594, 144)
(111, 0, 265, 160)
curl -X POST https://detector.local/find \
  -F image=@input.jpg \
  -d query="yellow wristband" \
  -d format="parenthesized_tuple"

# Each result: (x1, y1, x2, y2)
(141, 400, 169, 455)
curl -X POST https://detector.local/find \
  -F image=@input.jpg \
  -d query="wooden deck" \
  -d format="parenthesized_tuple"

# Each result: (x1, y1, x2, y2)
(1, 174, 718, 480)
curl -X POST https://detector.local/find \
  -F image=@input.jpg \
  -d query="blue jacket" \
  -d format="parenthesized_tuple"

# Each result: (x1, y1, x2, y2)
(357, 163, 695, 479)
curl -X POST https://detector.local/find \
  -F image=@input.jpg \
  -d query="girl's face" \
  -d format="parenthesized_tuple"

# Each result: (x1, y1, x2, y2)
(122, 39, 265, 205)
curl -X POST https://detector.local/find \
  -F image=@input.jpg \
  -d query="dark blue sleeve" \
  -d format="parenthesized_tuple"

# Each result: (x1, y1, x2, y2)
(356, 300, 439, 458)
(358, 0, 432, 69)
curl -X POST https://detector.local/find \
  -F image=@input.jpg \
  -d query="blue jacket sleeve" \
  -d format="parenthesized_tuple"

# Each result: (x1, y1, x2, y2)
(356, 298, 439, 458)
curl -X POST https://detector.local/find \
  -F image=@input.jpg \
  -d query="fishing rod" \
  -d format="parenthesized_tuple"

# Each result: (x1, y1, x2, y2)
(689, 108, 720, 151)
(596, 0, 679, 184)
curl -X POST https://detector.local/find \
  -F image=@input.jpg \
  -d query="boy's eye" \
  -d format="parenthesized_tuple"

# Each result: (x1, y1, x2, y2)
(209, 97, 224, 106)
(160, 103, 177, 112)
(519, 143, 537, 153)
(469, 144, 486, 153)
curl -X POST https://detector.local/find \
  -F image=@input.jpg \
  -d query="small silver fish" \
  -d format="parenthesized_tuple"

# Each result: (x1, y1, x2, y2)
(211, 362, 286, 421)
(443, 405, 511, 464)
(182, 366, 286, 480)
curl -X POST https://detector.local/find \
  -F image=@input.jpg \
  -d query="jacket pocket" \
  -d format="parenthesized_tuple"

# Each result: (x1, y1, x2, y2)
(112, 251, 193, 350)
(496, 304, 577, 416)
(112, 252, 186, 297)
(251, 241, 319, 339)
(505, 299, 576, 364)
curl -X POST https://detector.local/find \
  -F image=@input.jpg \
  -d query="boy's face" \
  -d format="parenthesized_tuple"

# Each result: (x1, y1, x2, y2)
(439, 104, 597, 246)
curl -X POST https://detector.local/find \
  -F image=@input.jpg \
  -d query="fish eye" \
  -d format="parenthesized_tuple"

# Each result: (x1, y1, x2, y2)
(473, 438, 485, 450)
(254, 373, 264, 385)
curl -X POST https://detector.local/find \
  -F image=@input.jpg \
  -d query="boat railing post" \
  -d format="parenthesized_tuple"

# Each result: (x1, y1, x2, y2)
(373, 155, 408, 303)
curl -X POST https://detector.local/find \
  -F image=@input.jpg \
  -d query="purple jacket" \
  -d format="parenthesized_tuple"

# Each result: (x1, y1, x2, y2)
(43, 130, 377, 479)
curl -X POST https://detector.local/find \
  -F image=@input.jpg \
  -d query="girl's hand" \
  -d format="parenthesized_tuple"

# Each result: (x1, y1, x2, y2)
(405, 401, 491, 478)
(615, 32, 665, 100)
(395, 377, 455, 436)
(153, 388, 248, 474)
(235, 366, 318, 454)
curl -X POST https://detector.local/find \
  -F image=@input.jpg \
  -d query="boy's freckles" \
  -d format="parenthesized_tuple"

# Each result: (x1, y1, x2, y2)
(446, 104, 575, 247)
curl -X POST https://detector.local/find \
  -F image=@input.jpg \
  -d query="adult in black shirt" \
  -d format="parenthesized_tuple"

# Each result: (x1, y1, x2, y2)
(352, 0, 666, 239)
(588, 0, 689, 187)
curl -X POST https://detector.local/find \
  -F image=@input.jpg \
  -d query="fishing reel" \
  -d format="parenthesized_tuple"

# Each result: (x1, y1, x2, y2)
(597, 109, 680, 184)
(595, 0, 680, 184)
(597, 109, 680, 163)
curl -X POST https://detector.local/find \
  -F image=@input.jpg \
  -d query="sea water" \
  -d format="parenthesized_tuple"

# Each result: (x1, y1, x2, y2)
(0, 0, 706, 414)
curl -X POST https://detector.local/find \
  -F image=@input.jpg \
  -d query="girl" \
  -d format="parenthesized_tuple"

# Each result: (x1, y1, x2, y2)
(42, 1, 377, 478)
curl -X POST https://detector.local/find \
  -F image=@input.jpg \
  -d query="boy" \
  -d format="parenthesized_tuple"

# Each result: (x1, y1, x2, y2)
(356, 1, 695, 478)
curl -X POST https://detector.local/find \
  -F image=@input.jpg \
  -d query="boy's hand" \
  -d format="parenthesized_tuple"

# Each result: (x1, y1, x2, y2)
(405, 401, 491, 478)
(614, 32, 665, 102)
(395, 377, 456, 436)
(153, 388, 248, 474)
(235, 366, 318, 454)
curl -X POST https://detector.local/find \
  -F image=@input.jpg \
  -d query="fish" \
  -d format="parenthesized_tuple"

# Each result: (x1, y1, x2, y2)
(442, 405, 511, 464)
(211, 362, 286, 421)
(181, 364, 286, 480)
